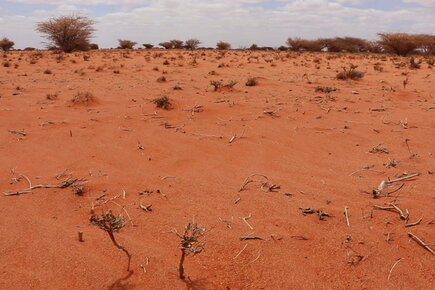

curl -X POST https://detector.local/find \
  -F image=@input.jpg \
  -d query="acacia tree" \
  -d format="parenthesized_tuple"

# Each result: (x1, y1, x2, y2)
(36, 16, 95, 52)
(118, 39, 137, 49)
(0, 37, 15, 51)
(170, 39, 184, 49)
(377, 33, 419, 56)
(185, 39, 201, 50)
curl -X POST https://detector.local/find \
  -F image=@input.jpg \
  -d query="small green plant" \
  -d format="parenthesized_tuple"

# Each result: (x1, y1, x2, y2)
(336, 64, 364, 80)
(175, 222, 205, 280)
(90, 210, 132, 272)
(153, 96, 171, 110)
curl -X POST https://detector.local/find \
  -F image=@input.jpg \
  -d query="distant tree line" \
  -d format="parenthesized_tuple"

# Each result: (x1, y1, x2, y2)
(1, 15, 434, 56)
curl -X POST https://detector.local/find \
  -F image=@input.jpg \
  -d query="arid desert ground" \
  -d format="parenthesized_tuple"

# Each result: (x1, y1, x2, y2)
(0, 49, 434, 289)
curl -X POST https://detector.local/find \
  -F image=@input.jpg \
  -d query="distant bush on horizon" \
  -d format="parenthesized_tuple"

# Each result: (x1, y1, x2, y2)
(0, 37, 15, 51)
(216, 41, 231, 50)
(118, 39, 137, 49)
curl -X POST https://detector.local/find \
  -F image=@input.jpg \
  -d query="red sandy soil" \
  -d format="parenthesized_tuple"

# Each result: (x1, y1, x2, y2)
(0, 49, 434, 289)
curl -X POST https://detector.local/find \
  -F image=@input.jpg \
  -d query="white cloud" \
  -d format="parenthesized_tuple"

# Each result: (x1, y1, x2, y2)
(402, 0, 435, 7)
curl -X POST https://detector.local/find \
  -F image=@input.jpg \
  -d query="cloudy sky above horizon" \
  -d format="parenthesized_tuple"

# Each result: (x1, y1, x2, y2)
(0, 0, 434, 49)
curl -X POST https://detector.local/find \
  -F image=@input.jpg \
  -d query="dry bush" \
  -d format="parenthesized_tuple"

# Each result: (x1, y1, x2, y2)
(143, 43, 154, 49)
(90, 210, 132, 272)
(377, 33, 420, 56)
(43, 69, 52, 74)
(89, 43, 99, 50)
(72, 91, 95, 105)
(286, 38, 324, 51)
(118, 39, 137, 49)
(36, 16, 95, 52)
(159, 42, 173, 49)
(323, 37, 369, 53)
(156, 76, 166, 82)
(336, 64, 364, 80)
(185, 39, 201, 50)
(414, 34, 435, 55)
(175, 222, 205, 280)
(170, 40, 184, 49)
(216, 41, 231, 50)
(245, 77, 258, 86)
(153, 96, 172, 109)
(0, 37, 15, 51)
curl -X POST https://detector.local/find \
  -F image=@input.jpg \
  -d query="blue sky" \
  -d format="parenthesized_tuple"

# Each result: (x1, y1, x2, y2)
(0, 0, 434, 49)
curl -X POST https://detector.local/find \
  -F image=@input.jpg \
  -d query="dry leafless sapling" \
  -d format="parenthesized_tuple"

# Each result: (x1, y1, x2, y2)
(174, 222, 205, 280)
(90, 210, 132, 272)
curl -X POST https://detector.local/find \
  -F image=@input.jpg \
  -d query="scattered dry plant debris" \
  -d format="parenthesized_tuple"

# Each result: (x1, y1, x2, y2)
(3, 175, 86, 196)
(300, 208, 332, 220)
(373, 203, 409, 221)
(371, 172, 419, 198)
(407, 232, 434, 255)
(369, 144, 389, 154)
(90, 210, 132, 271)
(238, 174, 280, 192)
(315, 86, 337, 93)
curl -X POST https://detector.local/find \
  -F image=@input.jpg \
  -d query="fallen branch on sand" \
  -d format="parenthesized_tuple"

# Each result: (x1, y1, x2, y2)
(373, 203, 409, 221)
(407, 232, 435, 255)
(300, 208, 332, 220)
(372, 172, 419, 198)
(3, 176, 86, 196)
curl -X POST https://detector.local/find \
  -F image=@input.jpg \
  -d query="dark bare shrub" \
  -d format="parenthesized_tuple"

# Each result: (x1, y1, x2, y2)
(377, 33, 419, 56)
(185, 39, 201, 50)
(143, 43, 154, 49)
(336, 64, 364, 80)
(159, 42, 173, 49)
(0, 37, 15, 51)
(287, 38, 324, 51)
(36, 16, 95, 52)
(118, 39, 137, 49)
(175, 222, 205, 280)
(216, 41, 231, 50)
(323, 37, 369, 52)
(89, 43, 99, 50)
(153, 96, 172, 109)
(170, 40, 184, 49)
(245, 77, 258, 86)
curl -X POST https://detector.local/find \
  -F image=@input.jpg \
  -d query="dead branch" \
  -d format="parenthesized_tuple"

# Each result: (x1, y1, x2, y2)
(407, 232, 435, 255)
(240, 236, 267, 241)
(3, 177, 86, 196)
(405, 218, 422, 227)
(372, 172, 419, 198)
(387, 258, 404, 281)
(344, 206, 351, 227)
(373, 203, 409, 221)
(8, 129, 26, 136)
(300, 208, 332, 220)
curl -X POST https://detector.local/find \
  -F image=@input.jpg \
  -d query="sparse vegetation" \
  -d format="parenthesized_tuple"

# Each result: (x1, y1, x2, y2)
(153, 96, 172, 109)
(245, 77, 258, 86)
(216, 41, 231, 50)
(72, 91, 95, 105)
(118, 39, 137, 49)
(90, 210, 132, 272)
(336, 64, 364, 80)
(143, 43, 154, 49)
(0, 37, 15, 51)
(36, 16, 95, 52)
(185, 39, 201, 50)
(175, 222, 205, 280)
(377, 33, 420, 56)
